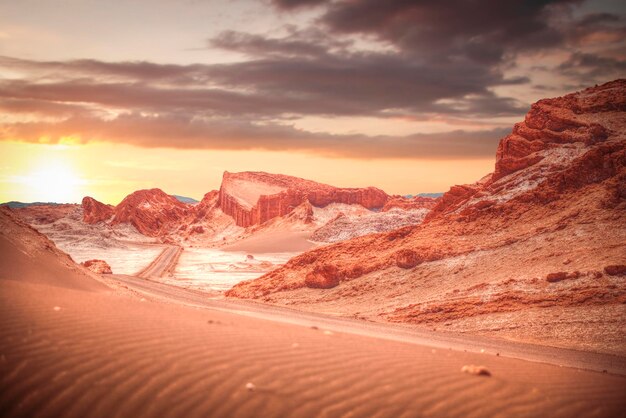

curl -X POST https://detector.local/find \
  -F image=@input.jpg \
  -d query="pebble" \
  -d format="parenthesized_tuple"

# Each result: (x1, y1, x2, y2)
(53, 306, 61, 312)
(245, 382, 256, 392)
(461, 365, 491, 377)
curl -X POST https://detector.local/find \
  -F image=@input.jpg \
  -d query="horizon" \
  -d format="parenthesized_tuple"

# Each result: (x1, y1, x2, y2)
(1, 0, 624, 203)
(0, 169, 448, 205)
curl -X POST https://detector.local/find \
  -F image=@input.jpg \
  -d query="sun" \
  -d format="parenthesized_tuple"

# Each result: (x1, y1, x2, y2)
(20, 162, 85, 203)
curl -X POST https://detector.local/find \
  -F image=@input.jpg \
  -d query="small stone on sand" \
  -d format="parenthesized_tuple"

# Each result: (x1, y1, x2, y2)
(480, 349, 485, 353)
(53, 306, 61, 312)
(245, 382, 256, 392)
(461, 365, 491, 377)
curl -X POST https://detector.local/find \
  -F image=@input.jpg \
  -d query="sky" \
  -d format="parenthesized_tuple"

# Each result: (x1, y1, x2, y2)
(0, 0, 624, 204)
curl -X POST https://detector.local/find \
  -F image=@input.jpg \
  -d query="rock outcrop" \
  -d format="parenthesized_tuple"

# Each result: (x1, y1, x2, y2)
(80, 259, 113, 274)
(304, 264, 342, 289)
(82, 196, 114, 224)
(218, 171, 389, 227)
(110, 189, 191, 237)
(310, 208, 429, 243)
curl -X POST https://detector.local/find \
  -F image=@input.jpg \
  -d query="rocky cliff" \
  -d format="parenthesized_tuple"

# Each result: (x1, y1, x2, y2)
(82, 196, 114, 224)
(226, 80, 626, 354)
(218, 171, 389, 228)
(110, 188, 191, 237)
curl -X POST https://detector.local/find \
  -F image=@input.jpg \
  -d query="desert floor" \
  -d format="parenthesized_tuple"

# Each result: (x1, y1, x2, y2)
(1, 271, 625, 418)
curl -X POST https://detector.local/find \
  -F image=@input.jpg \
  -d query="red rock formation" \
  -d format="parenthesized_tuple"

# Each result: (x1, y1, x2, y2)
(428, 79, 625, 220)
(382, 196, 438, 212)
(226, 78, 626, 334)
(12, 204, 77, 225)
(219, 171, 389, 227)
(110, 189, 191, 237)
(81, 259, 112, 274)
(604, 265, 626, 276)
(304, 264, 342, 289)
(395, 249, 422, 269)
(193, 190, 219, 221)
(82, 196, 114, 224)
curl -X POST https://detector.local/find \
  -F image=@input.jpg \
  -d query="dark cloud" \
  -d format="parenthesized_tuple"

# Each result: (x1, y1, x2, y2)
(0, 55, 528, 118)
(208, 27, 351, 59)
(315, 0, 578, 64)
(1, 0, 623, 159)
(270, 0, 329, 10)
(557, 52, 626, 82)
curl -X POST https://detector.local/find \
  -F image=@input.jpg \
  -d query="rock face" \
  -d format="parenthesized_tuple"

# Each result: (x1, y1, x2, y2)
(111, 189, 191, 237)
(81, 259, 112, 274)
(427, 79, 626, 220)
(226, 80, 626, 354)
(311, 209, 429, 243)
(219, 171, 389, 227)
(82, 197, 114, 224)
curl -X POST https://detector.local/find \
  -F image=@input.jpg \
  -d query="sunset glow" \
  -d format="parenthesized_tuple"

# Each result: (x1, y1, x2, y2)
(0, 0, 624, 203)
(17, 162, 83, 203)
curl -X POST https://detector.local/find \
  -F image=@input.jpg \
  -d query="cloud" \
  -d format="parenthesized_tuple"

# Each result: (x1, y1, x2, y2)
(0, 53, 528, 118)
(1, 0, 623, 160)
(278, 0, 579, 64)
(557, 52, 626, 82)
(0, 111, 507, 159)
(270, 0, 329, 10)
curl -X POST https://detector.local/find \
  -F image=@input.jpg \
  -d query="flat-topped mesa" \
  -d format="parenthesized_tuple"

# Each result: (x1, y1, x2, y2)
(82, 196, 114, 224)
(218, 171, 389, 227)
(110, 188, 191, 236)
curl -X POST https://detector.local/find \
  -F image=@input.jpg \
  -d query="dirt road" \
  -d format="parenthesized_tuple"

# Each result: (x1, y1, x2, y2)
(111, 273, 626, 376)
(136, 245, 182, 278)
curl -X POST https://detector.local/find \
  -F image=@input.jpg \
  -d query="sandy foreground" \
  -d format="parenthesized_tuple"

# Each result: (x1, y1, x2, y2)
(1, 209, 626, 418)
(2, 278, 626, 418)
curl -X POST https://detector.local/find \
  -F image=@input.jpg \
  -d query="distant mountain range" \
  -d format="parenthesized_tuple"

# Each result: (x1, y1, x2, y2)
(171, 195, 199, 204)
(2, 195, 200, 208)
(1, 201, 63, 208)
(406, 193, 444, 199)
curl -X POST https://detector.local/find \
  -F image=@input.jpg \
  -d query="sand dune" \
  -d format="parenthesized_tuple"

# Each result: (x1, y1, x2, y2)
(2, 278, 626, 418)
(0, 207, 107, 292)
